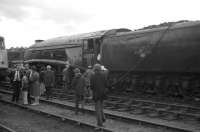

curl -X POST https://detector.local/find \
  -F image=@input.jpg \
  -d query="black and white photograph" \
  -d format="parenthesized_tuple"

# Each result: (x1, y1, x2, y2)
(0, 0, 200, 131)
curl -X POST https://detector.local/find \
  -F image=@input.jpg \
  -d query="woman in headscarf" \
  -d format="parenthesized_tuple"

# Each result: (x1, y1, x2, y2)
(29, 65, 40, 105)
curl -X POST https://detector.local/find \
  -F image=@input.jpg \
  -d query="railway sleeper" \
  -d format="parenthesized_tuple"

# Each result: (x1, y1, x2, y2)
(103, 101, 199, 120)
(156, 109, 200, 122)
(129, 108, 144, 115)
(129, 103, 200, 122)
(162, 112, 180, 121)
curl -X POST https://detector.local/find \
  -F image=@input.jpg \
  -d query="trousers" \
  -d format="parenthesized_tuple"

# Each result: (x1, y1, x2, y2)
(46, 86, 52, 99)
(12, 81, 21, 102)
(95, 100, 105, 126)
(22, 91, 28, 104)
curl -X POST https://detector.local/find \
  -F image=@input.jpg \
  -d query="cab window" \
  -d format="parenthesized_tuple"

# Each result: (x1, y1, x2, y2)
(83, 39, 94, 51)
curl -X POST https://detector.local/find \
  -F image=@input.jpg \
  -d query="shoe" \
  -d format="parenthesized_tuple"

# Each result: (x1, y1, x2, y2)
(94, 127, 101, 130)
(31, 103, 39, 105)
(95, 125, 104, 130)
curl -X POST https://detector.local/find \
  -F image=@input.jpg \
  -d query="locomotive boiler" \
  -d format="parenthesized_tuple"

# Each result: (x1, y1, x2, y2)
(24, 29, 130, 82)
(101, 21, 200, 98)
(24, 21, 200, 98)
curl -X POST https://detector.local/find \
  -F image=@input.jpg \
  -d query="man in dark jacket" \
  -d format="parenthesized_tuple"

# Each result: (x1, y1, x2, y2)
(44, 65, 55, 100)
(11, 65, 23, 103)
(90, 64, 107, 127)
(72, 68, 86, 115)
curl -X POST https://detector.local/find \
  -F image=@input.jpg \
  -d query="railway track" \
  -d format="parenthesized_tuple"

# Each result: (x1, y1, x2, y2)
(105, 96, 200, 121)
(0, 82, 200, 132)
(49, 87, 200, 122)
(0, 123, 16, 132)
(0, 92, 189, 132)
(0, 99, 98, 132)
(52, 92, 200, 122)
(0, 93, 112, 132)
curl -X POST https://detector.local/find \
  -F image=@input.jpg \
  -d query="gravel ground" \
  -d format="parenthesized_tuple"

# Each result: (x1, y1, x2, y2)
(0, 93, 184, 132)
(1, 92, 199, 132)
(0, 102, 93, 132)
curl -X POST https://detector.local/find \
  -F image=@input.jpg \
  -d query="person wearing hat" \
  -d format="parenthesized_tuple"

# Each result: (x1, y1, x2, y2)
(62, 62, 71, 90)
(72, 68, 86, 115)
(39, 66, 46, 96)
(29, 65, 40, 105)
(44, 65, 55, 100)
(90, 64, 108, 127)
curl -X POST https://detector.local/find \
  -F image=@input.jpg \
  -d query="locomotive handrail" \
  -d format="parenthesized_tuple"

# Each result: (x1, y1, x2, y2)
(111, 23, 174, 86)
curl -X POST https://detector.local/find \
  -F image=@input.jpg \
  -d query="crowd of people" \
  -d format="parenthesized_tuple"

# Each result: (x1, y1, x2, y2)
(10, 64, 55, 105)
(9, 62, 109, 127)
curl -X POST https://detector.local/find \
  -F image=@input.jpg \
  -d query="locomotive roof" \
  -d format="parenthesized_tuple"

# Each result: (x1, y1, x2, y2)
(29, 29, 131, 50)
(30, 30, 107, 49)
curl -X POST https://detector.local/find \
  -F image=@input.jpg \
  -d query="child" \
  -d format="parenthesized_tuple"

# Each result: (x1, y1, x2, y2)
(83, 66, 94, 101)
(21, 71, 29, 105)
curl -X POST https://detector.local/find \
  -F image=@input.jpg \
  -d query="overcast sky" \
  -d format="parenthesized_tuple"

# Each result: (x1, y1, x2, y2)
(0, 0, 199, 48)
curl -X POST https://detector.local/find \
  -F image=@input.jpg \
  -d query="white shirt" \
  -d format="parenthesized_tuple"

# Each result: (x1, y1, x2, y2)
(14, 70, 20, 81)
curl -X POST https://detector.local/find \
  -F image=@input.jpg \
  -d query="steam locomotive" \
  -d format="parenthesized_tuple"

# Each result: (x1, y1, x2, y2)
(24, 21, 200, 98)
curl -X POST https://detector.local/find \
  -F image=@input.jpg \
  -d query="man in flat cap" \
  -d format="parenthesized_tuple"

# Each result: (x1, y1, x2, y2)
(90, 64, 108, 127)
(44, 65, 55, 100)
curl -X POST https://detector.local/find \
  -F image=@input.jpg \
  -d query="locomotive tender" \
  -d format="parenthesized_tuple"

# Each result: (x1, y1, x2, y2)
(24, 21, 200, 98)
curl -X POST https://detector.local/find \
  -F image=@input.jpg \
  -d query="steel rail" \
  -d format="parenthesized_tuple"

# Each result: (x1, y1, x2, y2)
(0, 98, 112, 132)
(0, 123, 16, 132)
(0, 89, 196, 132)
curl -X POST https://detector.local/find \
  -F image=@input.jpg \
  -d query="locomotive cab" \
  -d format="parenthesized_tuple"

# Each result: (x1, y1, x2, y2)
(82, 38, 101, 67)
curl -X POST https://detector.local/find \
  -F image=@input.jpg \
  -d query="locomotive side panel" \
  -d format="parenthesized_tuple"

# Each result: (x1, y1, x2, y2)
(101, 29, 164, 72)
(138, 25, 200, 73)
(0, 49, 8, 69)
(24, 48, 67, 64)
(65, 46, 82, 66)
(101, 23, 200, 74)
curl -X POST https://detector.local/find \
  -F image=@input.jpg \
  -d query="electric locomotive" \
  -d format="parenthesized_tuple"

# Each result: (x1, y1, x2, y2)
(0, 36, 8, 81)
